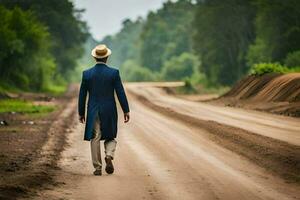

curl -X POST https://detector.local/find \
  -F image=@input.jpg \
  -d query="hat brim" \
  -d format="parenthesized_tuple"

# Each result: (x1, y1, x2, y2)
(91, 48, 112, 58)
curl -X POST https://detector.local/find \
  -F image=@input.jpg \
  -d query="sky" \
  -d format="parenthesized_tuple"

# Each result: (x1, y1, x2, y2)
(73, 0, 168, 41)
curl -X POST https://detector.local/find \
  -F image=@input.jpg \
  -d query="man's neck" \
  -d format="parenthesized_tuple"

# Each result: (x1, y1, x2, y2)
(96, 61, 106, 65)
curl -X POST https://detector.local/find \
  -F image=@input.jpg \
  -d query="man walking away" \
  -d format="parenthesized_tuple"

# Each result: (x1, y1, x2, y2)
(78, 44, 130, 176)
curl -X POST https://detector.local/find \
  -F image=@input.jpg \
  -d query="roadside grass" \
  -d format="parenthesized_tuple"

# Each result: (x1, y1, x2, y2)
(195, 86, 230, 95)
(0, 83, 21, 95)
(175, 80, 230, 96)
(43, 84, 67, 96)
(0, 81, 67, 97)
(0, 99, 56, 115)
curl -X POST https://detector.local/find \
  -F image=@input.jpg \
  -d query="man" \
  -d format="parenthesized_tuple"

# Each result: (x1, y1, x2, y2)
(78, 44, 130, 176)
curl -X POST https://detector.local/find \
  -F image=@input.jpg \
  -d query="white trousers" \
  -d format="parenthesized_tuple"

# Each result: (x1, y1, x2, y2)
(91, 116, 117, 170)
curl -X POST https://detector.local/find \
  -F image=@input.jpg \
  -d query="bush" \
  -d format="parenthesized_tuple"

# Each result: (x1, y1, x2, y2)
(120, 60, 156, 82)
(289, 66, 300, 73)
(161, 53, 200, 81)
(246, 39, 272, 67)
(250, 63, 289, 75)
(284, 51, 300, 68)
(178, 78, 197, 94)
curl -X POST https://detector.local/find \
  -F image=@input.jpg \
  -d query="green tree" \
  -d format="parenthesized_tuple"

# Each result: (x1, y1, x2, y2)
(0, 0, 88, 81)
(74, 34, 99, 81)
(0, 6, 55, 90)
(140, 0, 195, 71)
(247, 0, 300, 66)
(99, 0, 197, 82)
(193, 0, 256, 85)
(101, 18, 144, 67)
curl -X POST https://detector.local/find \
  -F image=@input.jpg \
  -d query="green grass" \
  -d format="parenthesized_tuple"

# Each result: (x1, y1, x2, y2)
(174, 79, 230, 95)
(0, 82, 21, 94)
(0, 99, 56, 114)
(43, 84, 67, 96)
(175, 85, 229, 95)
(0, 80, 67, 97)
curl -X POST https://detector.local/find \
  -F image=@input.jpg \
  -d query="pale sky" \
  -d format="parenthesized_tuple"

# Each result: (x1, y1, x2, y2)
(73, 0, 168, 41)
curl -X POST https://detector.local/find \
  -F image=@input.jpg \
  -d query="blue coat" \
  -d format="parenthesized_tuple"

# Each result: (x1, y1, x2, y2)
(78, 63, 130, 141)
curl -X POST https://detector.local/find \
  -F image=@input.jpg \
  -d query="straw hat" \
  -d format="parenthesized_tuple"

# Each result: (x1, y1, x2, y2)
(91, 44, 112, 58)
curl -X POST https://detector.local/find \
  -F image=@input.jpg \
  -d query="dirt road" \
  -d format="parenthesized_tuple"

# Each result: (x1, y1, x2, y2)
(31, 82, 299, 200)
(127, 82, 300, 146)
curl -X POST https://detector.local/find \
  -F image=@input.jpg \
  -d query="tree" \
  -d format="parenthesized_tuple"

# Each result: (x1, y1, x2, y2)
(140, 0, 195, 71)
(101, 18, 144, 67)
(0, 0, 88, 81)
(193, 0, 256, 85)
(247, 0, 300, 66)
(0, 6, 55, 90)
(99, 0, 197, 82)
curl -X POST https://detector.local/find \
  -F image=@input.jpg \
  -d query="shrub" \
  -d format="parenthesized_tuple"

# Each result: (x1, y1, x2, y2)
(120, 60, 156, 82)
(161, 53, 200, 81)
(250, 63, 289, 75)
(284, 51, 300, 68)
(180, 78, 197, 94)
(246, 39, 272, 68)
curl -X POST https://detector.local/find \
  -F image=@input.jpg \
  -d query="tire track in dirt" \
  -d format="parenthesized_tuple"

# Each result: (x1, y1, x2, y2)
(124, 100, 299, 200)
(127, 87, 300, 183)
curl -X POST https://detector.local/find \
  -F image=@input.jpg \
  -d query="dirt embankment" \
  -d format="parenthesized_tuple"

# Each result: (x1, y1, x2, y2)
(214, 73, 300, 117)
(0, 85, 79, 200)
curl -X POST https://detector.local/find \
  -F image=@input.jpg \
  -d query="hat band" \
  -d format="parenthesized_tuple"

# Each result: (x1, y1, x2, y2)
(96, 49, 107, 56)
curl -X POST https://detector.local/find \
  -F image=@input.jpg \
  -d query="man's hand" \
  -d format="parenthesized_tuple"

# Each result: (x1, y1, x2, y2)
(124, 112, 130, 123)
(79, 115, 85, 124)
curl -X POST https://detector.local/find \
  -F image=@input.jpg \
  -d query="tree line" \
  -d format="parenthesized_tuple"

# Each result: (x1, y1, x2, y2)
(1, 0, 299, 91)
(0, 0, 88, 92)
(102, 0, 300, 86)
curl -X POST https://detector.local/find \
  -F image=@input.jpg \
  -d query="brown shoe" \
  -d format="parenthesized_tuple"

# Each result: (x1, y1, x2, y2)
(93, 169, 102, 176)
(105, 156, 114, 174)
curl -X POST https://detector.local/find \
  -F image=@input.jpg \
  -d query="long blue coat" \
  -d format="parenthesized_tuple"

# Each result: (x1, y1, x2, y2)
(78, 63, 130, 141)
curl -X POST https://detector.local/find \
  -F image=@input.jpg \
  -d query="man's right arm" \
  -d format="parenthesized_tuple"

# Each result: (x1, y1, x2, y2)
(78, 72, 88, 123)
(114, 70, 130, 123)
